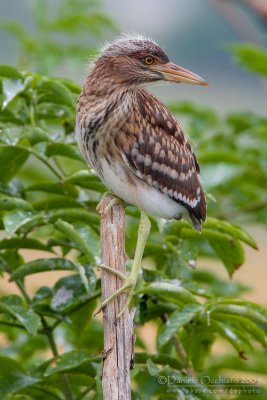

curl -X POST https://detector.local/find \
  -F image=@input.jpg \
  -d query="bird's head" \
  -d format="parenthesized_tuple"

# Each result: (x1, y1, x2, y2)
(94, 35, 208, 89)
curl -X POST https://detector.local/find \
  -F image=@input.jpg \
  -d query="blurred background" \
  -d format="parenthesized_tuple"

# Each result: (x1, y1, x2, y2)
(1, 0, 267, 113)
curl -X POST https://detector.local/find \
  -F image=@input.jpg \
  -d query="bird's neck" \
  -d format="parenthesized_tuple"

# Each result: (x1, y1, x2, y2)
(80, 66, 144, 121)
(78, 79, 142, 144)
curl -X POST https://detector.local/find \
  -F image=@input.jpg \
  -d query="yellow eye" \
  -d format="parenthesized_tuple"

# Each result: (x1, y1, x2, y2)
(144, 56, 154, 65)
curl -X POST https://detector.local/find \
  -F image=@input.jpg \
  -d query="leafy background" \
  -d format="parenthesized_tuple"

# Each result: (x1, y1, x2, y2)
(0, 0, 267, 399)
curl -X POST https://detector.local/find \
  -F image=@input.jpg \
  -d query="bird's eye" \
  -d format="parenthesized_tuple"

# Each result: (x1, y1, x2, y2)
(144, 56, 154, 65)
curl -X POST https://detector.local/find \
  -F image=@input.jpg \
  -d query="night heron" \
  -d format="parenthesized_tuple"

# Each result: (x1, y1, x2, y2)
(76, 35, 208, 317)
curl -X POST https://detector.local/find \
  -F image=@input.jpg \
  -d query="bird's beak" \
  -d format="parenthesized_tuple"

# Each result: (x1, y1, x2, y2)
(151, 62, 209, 86)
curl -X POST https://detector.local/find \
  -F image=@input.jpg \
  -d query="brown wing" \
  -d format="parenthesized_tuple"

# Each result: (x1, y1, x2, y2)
(120, 89, 206, 229)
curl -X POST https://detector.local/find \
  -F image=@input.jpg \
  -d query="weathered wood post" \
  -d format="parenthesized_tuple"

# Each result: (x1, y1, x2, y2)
(98, 194, 135, 400)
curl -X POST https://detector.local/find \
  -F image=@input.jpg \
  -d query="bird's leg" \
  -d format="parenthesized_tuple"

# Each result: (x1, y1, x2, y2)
(95, 210, 151, 319)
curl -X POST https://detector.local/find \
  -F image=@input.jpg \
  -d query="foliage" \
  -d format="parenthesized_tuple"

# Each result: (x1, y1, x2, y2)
(229, 43, 267, 77)
(1, 0, 116, 75)
(0, 30, 267, 400)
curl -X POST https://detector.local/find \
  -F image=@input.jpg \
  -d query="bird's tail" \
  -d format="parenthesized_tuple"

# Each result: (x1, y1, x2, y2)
(189, 212, 202, 232)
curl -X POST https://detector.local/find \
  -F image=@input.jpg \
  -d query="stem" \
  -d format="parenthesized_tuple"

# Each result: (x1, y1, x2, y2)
(14, 279, 74, 400)
(77, 385, 94, 400)
(29, 148, 62, 179)
(0, 320, 25, 330)
(16, 145, 62, 179)
(41, 317, 74, 400)
(26, 385, 62, 400)
(29, 104, 36, 126)
(54, 157, 66, 177)
(162, 314, 195, 377)
(172, 336, 195, 378)
(16, 280, 31, 304)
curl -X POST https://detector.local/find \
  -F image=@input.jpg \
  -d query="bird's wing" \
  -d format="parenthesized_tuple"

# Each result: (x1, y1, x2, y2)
(120, 90, 206, 229)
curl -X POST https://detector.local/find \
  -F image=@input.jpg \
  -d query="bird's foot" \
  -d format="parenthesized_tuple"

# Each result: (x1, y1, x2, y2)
(96, 192, 124, 215)
(97, 263, 127, 281)
(94, 273, 137, 319)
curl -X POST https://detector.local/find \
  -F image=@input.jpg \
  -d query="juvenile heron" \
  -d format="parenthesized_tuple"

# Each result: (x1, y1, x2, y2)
(76, 35, 208, 317)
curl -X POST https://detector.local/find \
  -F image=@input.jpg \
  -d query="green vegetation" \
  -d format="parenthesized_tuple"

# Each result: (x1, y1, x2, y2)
(0, 1, 267, 399)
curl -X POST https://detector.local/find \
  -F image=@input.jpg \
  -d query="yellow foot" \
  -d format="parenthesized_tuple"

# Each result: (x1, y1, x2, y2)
(94, 275, 136, 319)
(96, 192, 124, 215)
(97, 263, 127, 281)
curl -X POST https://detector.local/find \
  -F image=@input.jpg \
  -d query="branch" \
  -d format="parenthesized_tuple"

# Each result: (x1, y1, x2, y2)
(98, 194, 135, 400)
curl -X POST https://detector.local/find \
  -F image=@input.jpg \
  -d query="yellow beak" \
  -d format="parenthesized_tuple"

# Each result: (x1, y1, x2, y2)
(151, 62, 208, 86)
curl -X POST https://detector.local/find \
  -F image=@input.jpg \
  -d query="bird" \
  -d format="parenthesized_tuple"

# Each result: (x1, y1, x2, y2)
(76, 34, 208, 318)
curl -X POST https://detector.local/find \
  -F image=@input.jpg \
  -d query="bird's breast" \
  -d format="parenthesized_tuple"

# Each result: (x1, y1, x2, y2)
(76, 90, 136, 172)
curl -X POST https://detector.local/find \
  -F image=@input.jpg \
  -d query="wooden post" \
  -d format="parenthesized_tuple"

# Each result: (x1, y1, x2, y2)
(98, 194, 135, 400)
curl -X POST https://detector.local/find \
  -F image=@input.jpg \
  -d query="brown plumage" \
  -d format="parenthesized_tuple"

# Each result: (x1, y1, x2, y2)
(76, 35, 208, 230)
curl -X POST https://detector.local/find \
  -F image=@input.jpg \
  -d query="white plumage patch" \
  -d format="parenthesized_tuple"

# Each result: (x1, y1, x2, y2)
(99, 158, 187, 220)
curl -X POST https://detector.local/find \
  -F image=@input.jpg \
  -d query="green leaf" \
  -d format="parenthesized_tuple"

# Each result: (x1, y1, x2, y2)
(207, 298, 267, 322)
(0, 64, 23, 79)
(47, 209, 99, 225)
(212, 320, 253, 358)
(65, 169, 105, 192)
(0, 373, 39, 397)
(3, 210, 42, 236)
(10, 258, 77, 281)
(2, 78, 26, 109)
(25, 126, 52, 145)
(158, 304, 202, 348)
(45, 143, 84, 161)
(188, 329, 216, 372)
(0, 237, 52, 252)
(51, 268, 97, 311)
(168, 101, 218, 127)
(210, 304, 267, 324)
(57, 78, 81, 94)
(0, 301, 41, 335)
(140, 281, 198, 305)
(0, 145, 28, 183)
(44, 350, 96, 377)
(33, 195, 82, 211)
(0, 356, 39, 396)
(0, 356, 24, 376)
(37, 79, 74, 107)
(0, 251, 24, 272)
(0, 197, 33, 211)
(146, 359, 162, 376)
(55, 220, 99, 262)
(204, 218, 258, 249)
(25, 182, 79, 198)
(135, 352, 182, 370)
(198, 150, 242, 164)
(36, 102, 72, 120)
(204, 230, 245, 277)
(230, 44, 267, 77)
(212, 313, 267, 347)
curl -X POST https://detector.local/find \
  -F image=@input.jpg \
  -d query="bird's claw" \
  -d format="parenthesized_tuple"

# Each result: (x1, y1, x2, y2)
(94, 276, 136, 319)
(96, 192, 124, 215)
(97, 263, 127, 281)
